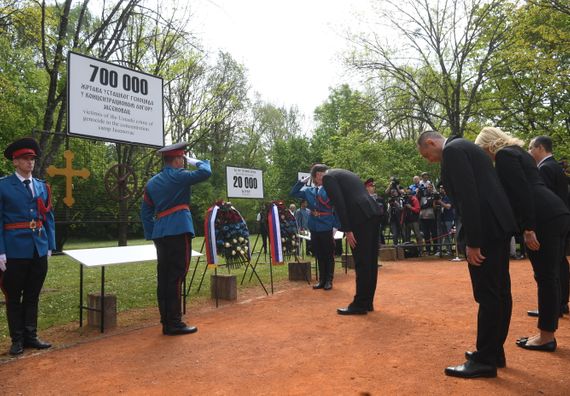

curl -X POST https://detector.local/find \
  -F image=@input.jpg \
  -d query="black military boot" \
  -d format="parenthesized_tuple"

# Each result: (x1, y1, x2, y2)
(162, 299, 197, 335)
(23, 308, 51, 349)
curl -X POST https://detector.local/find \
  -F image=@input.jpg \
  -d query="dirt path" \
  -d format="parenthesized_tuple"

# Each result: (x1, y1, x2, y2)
(1, 259, 569, 395)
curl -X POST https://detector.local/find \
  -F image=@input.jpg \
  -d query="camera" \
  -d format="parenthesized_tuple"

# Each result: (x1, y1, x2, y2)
(433, 191, 441, 201)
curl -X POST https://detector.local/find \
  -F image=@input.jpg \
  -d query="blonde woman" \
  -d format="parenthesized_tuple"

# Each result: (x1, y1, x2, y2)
(475, 127, 570, 351)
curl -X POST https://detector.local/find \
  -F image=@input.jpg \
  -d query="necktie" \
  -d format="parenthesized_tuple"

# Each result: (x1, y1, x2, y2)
(23, 179, 33, 198)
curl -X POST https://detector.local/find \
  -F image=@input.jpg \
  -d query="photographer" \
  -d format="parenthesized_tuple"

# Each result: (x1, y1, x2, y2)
(420, 183, 438, 255)
(402, 188, 424, 254)
(388, 189, 403, 245)
(385, 176, 405, 197)
(436, 186, 454, 255)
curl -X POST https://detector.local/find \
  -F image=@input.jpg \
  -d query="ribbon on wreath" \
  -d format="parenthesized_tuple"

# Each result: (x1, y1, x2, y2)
(267, 203, 283, 265)
(204, 205, 220, 267)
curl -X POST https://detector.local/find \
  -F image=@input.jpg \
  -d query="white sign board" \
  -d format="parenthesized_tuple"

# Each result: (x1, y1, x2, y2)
(67, 52, 164, 147)
(226, 166, 264, 199)
(297, 172, 314, 187)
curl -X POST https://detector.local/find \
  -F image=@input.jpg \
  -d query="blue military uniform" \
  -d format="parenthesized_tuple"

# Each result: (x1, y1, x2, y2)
(140, 142, 211, 335)
(0, 137, 55, 355)
(290, 180, 339, 288)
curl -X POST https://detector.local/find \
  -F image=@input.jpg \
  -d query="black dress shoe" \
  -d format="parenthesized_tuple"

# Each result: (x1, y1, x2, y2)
(368, 305, 374, 312)
(444, 360, 497, 378)
(163, 323, 198, 336)
(24, 337, 52, 349)
(465, 351, 505, 368)
(9, 341, 24, 356)
(561, 304, 569, 315)
(313, 282, 325, 289)
(337, 306, 367, 315)
(517, 338, 557, 352)
(527, 309, 539, 317)
(323, 281, 332, 290)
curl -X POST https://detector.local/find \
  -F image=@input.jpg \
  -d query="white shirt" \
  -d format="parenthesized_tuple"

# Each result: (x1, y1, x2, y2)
(15, 171, 35, 197)
(537, 154, 553, 168)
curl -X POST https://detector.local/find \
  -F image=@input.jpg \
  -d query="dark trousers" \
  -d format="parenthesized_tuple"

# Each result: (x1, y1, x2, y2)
(0, 252, 48, 342)
(390, 221, 401, 245)
(528, 215, 570, 332)
(468, 238, 512, 366)
(560, 235, 569, 309)
(350, 215, 381, 309)
(312, 230, 335, 284)
(420, 218, 437, 253)
(154, 233, 191, 326)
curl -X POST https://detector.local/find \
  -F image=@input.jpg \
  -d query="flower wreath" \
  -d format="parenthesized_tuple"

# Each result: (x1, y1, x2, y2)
(267, 200, 299, 264)
(204, 200, 250, 268)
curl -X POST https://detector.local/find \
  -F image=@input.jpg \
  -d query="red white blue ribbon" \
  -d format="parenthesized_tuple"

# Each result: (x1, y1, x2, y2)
(204, 205, 219, 266)
(267, 203, 283, 265)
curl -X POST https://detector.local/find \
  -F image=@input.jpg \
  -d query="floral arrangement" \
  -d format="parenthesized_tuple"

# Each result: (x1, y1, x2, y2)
(271, 200, 299, 259)
(208, 200, 250, 268)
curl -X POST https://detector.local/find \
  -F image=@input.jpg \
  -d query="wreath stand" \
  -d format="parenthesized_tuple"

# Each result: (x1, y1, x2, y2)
(184, 239, 268, 309)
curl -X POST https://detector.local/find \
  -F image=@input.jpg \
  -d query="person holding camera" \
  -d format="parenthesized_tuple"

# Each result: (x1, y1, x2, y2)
(402, 188, 423, 254)
(437, 186, 454, 255)
(420, 183, 438, 255)
(388, 189, 403, 245)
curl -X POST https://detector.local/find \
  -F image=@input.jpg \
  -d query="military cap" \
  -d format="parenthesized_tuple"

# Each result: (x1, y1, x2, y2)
(157, 141, 188, 157)
(364, 178, 375, 187)
(4, 137, 41, 160)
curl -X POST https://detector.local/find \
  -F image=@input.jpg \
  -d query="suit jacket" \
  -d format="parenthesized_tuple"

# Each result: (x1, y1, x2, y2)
(141, 161, 211, 240)
(538, 156, 569, 209)
(0, 174, 56, 258)
(495, 146, 569, 231)
(322, 169, 381, 232)
(441, 136, 516, 247)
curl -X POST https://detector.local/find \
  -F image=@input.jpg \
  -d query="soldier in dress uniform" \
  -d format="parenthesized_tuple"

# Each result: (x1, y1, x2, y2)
(0, 137, 55, 356)
(140, 142, 211, 335)
(290, 165, 339, 290)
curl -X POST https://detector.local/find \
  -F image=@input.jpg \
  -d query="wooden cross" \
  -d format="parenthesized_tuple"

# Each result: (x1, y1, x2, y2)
(47, 150, 91, 207)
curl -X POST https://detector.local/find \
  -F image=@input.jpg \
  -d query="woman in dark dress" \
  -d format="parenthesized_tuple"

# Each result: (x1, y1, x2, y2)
(475, 127, 570, 351)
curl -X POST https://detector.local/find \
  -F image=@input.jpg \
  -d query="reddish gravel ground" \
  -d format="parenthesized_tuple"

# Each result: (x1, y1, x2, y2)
(1, 257, 569, 395)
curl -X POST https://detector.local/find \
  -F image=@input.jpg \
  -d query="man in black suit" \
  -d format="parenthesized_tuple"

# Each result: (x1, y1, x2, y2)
(417, 131, 517, 379)
(317, 165, 382, 315)
(529, 136, 570, 316)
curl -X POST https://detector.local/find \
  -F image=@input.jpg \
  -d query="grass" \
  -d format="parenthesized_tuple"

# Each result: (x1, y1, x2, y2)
(0, 235, 305, 343)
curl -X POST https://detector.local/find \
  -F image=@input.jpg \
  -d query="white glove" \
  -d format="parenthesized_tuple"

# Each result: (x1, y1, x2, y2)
(301, 176, 311, 184)
(47, 250, 52, 257)
(0, 254, 6, 272)
(184, 154, 200, 167)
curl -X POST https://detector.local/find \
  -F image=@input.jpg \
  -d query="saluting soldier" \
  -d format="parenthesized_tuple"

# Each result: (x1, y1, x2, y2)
(0, 137, 56, 356)
(141, 142, 211, 335)
(290, 165, 339, 290)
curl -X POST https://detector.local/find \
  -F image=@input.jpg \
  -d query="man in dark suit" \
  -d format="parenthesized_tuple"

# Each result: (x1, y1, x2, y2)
(417, 131, 517, 379)
(529, 136, 570, 316)
(317, 165, 382, 315)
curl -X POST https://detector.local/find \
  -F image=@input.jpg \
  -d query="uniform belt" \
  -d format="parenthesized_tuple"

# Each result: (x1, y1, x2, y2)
(156, 204, 190, 219)
(311, 210, 332, 217)
(4, 219, 43, 231)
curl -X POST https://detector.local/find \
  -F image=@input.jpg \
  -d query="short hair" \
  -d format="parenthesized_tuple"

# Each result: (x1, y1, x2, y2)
(474, 127, 525, 154)
(417, 130, 444, 146)
(310, 163, 329, 178)
(531, 135, 553, 153)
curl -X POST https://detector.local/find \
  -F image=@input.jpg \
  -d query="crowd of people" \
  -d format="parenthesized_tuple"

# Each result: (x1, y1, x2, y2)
(2, 129, 569, 384)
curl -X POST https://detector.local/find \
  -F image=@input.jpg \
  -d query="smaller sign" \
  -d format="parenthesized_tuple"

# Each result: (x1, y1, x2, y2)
(226, 166, 264, 199)
(297, 172, 313, 187)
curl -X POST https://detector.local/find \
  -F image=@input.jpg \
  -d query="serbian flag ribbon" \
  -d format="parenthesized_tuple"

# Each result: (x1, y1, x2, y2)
(204, 205, 219, 267)
(267, 203, 283, 265)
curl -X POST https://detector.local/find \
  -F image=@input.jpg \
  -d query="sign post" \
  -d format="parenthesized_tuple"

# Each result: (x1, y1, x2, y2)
(226, 166, 264, 199)
(67, 51, 164, 147)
